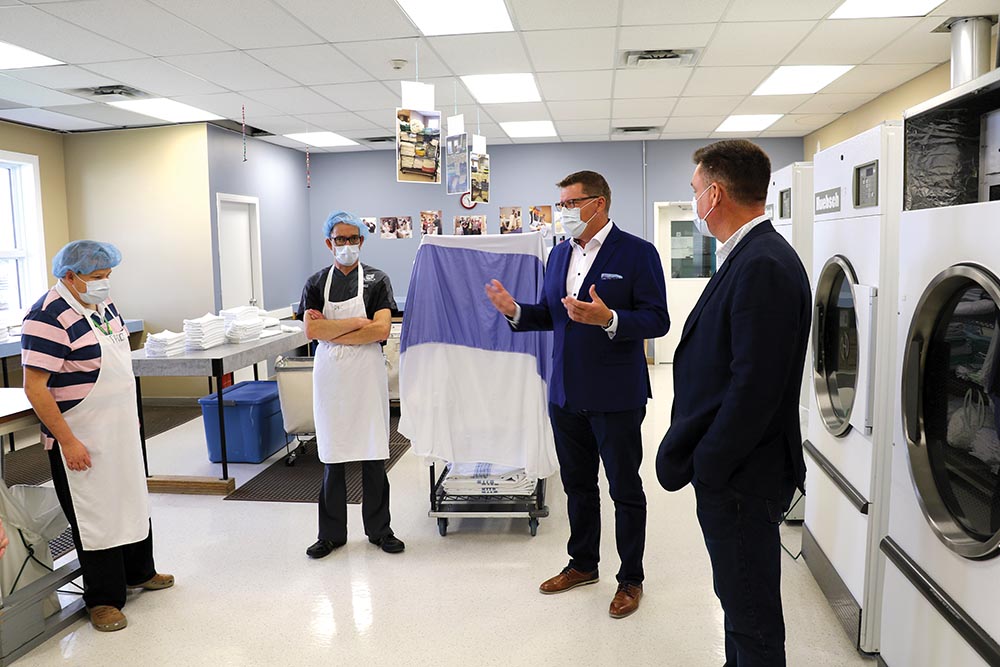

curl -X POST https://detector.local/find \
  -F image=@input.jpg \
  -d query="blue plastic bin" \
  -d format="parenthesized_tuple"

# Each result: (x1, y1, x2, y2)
(198, 381, 286, 464)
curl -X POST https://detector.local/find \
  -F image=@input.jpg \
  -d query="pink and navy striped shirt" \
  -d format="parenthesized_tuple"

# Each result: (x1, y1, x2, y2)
(21, 287, 126, 448)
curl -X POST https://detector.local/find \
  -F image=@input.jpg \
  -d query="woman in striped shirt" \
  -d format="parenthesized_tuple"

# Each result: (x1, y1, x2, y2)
(22, 240, 172, 633)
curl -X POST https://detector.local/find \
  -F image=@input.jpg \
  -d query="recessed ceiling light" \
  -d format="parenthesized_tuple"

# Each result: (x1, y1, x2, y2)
(107, 99, 222, 123)
(397, 0, 514, 36)
(716, 115, 783, 132)
(501, 120, 557, 138)
(284, 131, 359, 147)
(461, 73, 540, 104)
(0, 41, 63, 69)
(753, 65, 854, 96)
(830, 0, 944, 19)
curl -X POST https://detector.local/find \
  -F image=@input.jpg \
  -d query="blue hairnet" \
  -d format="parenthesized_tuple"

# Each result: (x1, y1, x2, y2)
(51, 240, 122, 278)
(322, 210, 365, 239)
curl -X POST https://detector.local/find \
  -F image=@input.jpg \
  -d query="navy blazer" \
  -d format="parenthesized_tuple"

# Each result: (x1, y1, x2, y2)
(515, 223, 669, 412)
(656, 221, 810, 500)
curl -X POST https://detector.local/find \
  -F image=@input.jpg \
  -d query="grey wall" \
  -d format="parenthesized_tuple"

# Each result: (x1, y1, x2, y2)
(306, 137, 803, 307)
(206, 124, 311, 312)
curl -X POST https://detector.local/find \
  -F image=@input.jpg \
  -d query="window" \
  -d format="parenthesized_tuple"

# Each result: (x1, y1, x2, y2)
(0, 150, 47, 326)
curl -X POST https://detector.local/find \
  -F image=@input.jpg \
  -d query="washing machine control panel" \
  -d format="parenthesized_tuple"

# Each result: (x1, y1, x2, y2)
(854, 160, 878, 208)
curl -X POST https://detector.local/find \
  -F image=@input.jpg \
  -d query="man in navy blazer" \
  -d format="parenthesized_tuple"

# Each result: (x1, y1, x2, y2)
(486, 170, 669, 619)
(656, 141, 809, 666)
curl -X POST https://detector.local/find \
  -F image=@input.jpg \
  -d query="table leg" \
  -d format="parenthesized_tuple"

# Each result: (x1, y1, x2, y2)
(213, 360, 230, 481)
(2, 358, 10, 454)
(253, 363, 259, 381)
(136, 377, 149, 477)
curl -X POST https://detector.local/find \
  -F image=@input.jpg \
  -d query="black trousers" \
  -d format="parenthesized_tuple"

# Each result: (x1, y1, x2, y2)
(549, 402, 647, 584)
(48, 445, 156, 610)
(318, 460, 391, 542)
(695, 480, 793, 667)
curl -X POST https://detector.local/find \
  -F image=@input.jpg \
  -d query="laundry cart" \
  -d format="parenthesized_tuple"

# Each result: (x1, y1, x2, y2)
(428, 462, 548, 537)
(274, 356, 315, 466)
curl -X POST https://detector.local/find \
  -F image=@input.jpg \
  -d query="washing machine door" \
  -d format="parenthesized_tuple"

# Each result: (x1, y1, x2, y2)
(813, 255, 876, 437)
(902, 264, 1000, 559)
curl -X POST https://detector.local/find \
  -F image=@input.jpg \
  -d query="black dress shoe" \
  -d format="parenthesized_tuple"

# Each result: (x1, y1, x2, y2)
(306, 539, 345, 559)
(369, 534, 405, 553)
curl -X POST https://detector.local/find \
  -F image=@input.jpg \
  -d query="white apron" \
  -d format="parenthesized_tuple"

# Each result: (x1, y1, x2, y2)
(313, 264, 390, 464)
(54, 281, 150, 551)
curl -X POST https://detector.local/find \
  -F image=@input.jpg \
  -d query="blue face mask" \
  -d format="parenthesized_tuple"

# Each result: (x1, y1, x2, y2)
(692, 183, 717, 238)
(559, 199, 599, 239)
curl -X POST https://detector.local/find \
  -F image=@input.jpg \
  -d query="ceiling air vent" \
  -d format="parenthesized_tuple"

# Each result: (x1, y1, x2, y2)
(620, 48, 700, 69)
(66, 85, 147, 102)
(614, 125, 660, 135)
(362, 136, 396, 144)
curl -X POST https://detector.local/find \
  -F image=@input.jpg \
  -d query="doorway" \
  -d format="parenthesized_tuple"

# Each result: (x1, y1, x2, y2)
(216, 193, 264, 383)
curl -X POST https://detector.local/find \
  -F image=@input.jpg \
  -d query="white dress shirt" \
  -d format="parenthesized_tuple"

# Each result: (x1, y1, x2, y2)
(715, 213, 770, 267)
(511, 220, 619, 338)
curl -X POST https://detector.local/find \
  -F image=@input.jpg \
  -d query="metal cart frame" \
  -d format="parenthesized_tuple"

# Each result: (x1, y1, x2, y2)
(428, 461, 549, 537)
(274, 356, 316, 466)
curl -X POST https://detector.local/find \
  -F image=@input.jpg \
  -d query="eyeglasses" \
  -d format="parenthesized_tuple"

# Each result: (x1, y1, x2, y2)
(331, 235, 361, 246)
(554, 196, 600, 212)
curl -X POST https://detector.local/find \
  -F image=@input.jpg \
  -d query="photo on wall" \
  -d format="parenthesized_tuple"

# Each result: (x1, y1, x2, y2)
(445, 134, 469, 195)
(454, 215, 486, 236)
(397, 108, 441, 184)
(361, 217, 377, 235)
(499, 206, 522, 234)
(380, 216, 414, 239)
(421, 210, 442, 236)
(470, 153, 490, 203)
(528, 205, 552, 234)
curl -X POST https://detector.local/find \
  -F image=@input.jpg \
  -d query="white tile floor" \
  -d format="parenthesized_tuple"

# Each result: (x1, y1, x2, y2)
(17, 366, 872, 666)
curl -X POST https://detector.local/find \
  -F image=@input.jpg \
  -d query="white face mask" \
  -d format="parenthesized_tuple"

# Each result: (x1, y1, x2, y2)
(559, 199, 599, 239)
(692, 184, 717, 239)
(333, 244, 360, 266)
(75, 277, 110, 305)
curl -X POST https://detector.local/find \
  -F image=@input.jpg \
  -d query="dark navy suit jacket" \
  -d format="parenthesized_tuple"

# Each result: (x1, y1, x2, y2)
(656, 221, 810, 500)
(516, 223, 669, 412)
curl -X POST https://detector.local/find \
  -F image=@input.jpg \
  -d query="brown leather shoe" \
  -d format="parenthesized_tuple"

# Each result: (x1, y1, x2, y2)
(89, 605, 127, 632)
(129, 573, 174, 590)
(539, 567, 599, 594)
(609, 583, 642, 618)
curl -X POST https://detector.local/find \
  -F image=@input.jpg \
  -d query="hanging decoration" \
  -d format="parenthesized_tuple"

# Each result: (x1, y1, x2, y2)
(306, 149, 311, 189)
(241, 104, 247, 162)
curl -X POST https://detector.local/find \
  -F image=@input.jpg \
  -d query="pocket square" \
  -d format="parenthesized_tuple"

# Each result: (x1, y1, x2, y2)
(601, 273, 623, 280)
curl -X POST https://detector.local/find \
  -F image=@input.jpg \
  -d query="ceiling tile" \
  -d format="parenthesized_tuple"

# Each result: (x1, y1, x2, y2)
(0, 99, 30, 111)
(242, 87, 344, 115)
(47, 102, 162, 126)
(929, 0, 1000, 15)
(353, 108, 400, 130)
(482, 102, 548, 122)
(258, 134, 310, 149)
(709, 130, 760, 138)
(297, 111, 381, 132)
(42, 0, 231, 57)
(171, 91, 283, 119)
(555, 119, 611, 135)
(83, 58, 225, 96)
(733, 94, 811, 114)
(427, 33, 530, 75)
(622, 0, 730, 25)
(682, 66, 773, 97)
(867, 16, 952, 65)
(767, 113, 841, 132)
(248, 45, 371, 86)
(724, 0, 840, 21)
(0, 106, 111, 130)
(163, 51, 296, 91)
(614, 68, 692, 98)
(0, 6, 145, 63)
(671, 96, 743, 116)
(784, 18, 920, 65)
(660, 131, 715, 140)
(758, 130, 811, 137)
(699, 21, 816, 67)
(536, 70, 613, 101)
(509, 0, 619, 29)
(792, 92, 878, 114)
(619, 24, 717, 52)
(147, 0, 321, 50)
(612, 98, 676, 118)
(664, 116, 727, 132)
(419, 77, 476, 107)
(547, 99, 611, 120)
(821, 63, 937, 93)
(523, 28, 616, 72)
(313, 81, 400, 111)
(249, 115, 319, 135)
(0, 73, 88, 106)
(336, 39, 450, 81)
(271, 0, 418, 42)
(6, 65, 119, 89)
(611, 116, 666, 129)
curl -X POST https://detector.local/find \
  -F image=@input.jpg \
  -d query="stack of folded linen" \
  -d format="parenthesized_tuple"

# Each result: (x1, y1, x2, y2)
(441, 462, 537, 496)
(221, 306, 264, 344)
(144, 330, 186, 358)
(183, 313, 226, 350)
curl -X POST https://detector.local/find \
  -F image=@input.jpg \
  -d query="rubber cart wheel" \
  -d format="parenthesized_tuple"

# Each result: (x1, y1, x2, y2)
(529, 517, 539, 537)
(438, 518, 448, 536)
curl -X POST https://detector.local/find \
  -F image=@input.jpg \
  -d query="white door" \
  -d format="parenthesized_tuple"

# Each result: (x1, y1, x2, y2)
(653, 202, 716, 364)
(216, 194, 263, 382)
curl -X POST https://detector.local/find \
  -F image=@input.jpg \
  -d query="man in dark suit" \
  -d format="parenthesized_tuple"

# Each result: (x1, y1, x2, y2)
(485, 170, 669, 619)
(656, 140, 810, 666)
